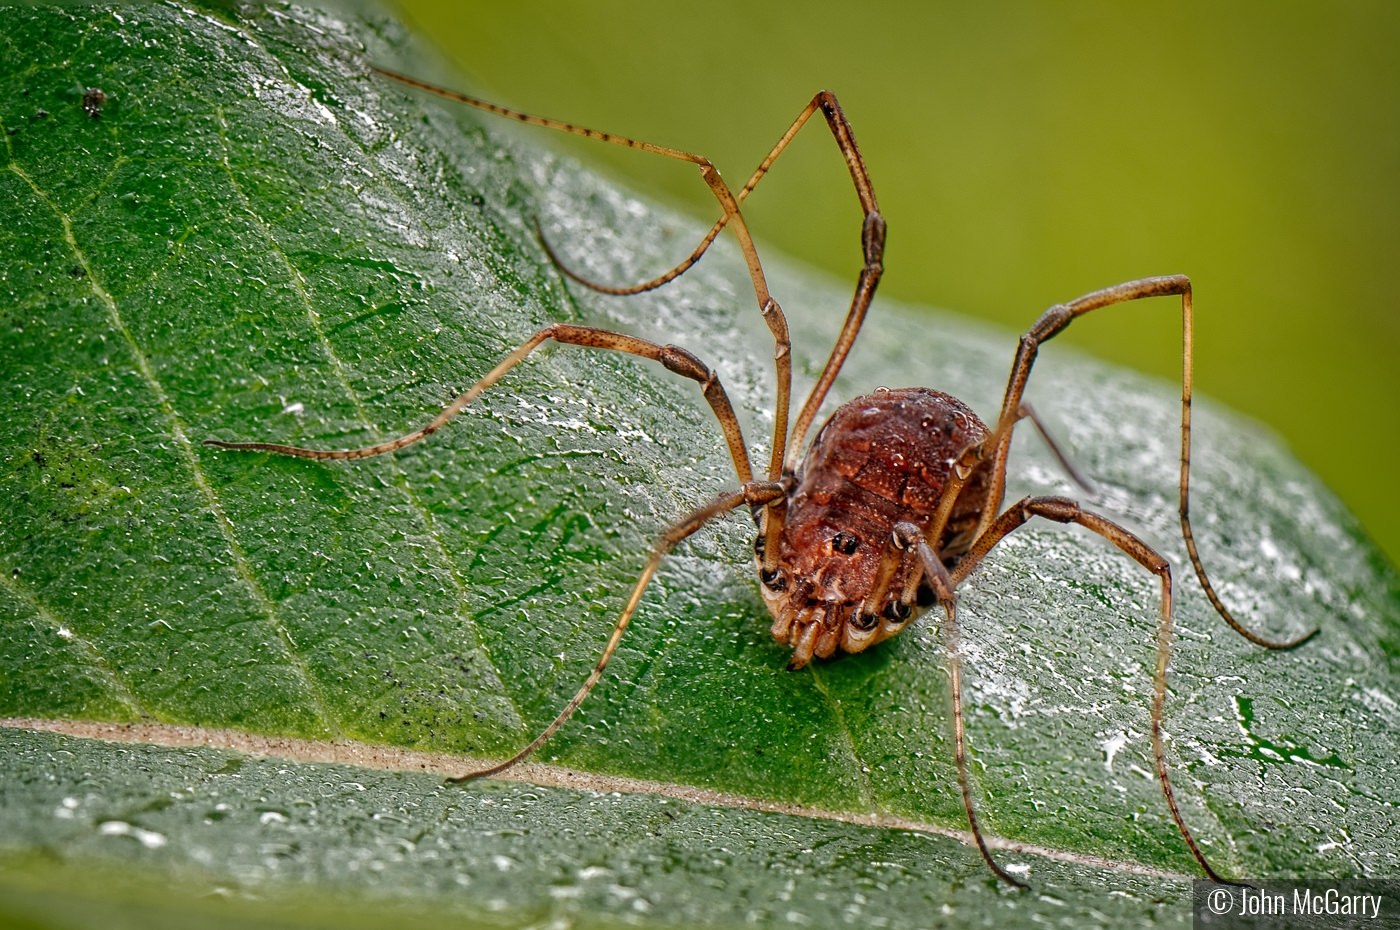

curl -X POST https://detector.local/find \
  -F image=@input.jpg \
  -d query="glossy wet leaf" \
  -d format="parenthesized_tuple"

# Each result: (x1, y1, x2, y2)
(1, 4, 1397, 928)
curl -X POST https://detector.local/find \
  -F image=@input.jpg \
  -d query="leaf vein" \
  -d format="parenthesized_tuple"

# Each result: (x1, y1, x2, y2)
(208, 96, 525, 734)
(8, 160, 342, 736)
(0, 573, 146, 719)
(807, 662, 879, 812)
(0, 716, 1199, 882)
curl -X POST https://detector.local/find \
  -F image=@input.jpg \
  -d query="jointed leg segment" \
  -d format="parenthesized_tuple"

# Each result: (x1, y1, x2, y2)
(977, 275, 1314, 651)
(377, 69, 888, 574)
(450, 480, 786, 782)
(206, 315, 784, 779)
(942, 497, 1231, 884)
(536, 91, 882, 304)
(892, 522, 1031, 890)
(378, 68, 887, 484)
(206, 323, 756, 486)
(370, 66, 793, 485)
(913, 276, 1315, 885)
(218, 73, 890, 808)
(529, 88, 889, 486)
(217, 71, 1297, 889)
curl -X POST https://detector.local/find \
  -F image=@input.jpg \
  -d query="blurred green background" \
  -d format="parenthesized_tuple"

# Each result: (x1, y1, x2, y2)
(385, 0, 1400, 567)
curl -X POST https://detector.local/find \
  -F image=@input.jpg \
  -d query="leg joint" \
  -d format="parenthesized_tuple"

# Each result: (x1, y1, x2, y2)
(544, 322, 614, 349)
(742, 480, 788, 509)
(862, 212, 887, 263)
(1027, 496, 1081, 524)
(891, 521, 921, 550)
(1027, 304, 1073, 343)
(659, 344, 711, 383)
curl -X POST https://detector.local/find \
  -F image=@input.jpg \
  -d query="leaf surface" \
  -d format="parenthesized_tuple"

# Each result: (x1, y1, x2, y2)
(1, 4, 1397, 928)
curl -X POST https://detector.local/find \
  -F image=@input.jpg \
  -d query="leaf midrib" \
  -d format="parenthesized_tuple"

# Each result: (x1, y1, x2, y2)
(135, 0, 886, 795)
(0, 716, 1196, 882)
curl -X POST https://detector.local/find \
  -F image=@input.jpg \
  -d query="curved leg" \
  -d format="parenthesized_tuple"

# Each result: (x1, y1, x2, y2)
(372, 69, 889, 494)
(372, 67, 804, 481)
(536, 212, 730, 298)
(952, 496, 1235, 884)
(974, 276, 1314, 650)
(208, 316, 788, 780)
(206, 322, 756, 486)
(450, 480, 785, 781)
(1017, 402, 1095, 494)
(536, 90, 889, 495)
(536, 88, 882, 303)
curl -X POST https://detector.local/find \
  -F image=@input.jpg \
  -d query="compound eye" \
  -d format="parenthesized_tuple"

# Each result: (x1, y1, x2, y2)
(760, 568, 787, 592)
(830, 532, 859, 555)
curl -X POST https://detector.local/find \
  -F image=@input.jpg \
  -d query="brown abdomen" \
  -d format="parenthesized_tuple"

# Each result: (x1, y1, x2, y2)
(794, 387, 992, 557)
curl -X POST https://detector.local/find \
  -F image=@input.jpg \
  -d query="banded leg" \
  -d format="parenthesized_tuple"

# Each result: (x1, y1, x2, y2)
(978, 276, 1314, 650)
(543, 90, 883, 302)
(205, 323, 756, 486)
(450, 480, 786, 781)
(952, 496, 1231, 884)
(532, 87, 890, 525)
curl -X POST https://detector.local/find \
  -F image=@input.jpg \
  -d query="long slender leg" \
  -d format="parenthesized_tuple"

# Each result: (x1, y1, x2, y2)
(951, 496, 1234, 884)
(777, 94, 886, 472)
(449, 480, 786, 781)
(373, 70, 889, 492)
(206, 323, 756, 486)
(975, 276, 1314, 650)
(891, 522, 1030, 890)
(738, 93, 885, 567)
(541, 91, 881, 301)
(371, 67, 794, 484)
(1018, 402, 1094, 494)
(540, 93, 887, 566)
(536, 213, 729, 297)
(539, 89, 889, 489)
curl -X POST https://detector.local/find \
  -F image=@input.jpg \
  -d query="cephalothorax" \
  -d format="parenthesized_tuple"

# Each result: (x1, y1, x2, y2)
(207, 69, 1315, 889)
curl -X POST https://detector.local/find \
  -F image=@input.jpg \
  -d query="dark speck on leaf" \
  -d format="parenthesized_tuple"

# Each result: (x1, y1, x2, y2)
(83, 87, 107, 118)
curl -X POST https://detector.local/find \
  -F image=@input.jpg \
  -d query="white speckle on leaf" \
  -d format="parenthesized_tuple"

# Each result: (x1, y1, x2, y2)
(99, 821, 167, 849)
(1101, 732, 1129, 772)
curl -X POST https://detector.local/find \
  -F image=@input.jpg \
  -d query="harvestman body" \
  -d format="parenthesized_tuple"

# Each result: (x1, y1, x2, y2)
(206, 69, 1316, 888)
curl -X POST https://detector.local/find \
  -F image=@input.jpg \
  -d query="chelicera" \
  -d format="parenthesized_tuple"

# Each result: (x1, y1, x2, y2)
(206, 68, 1317, 888)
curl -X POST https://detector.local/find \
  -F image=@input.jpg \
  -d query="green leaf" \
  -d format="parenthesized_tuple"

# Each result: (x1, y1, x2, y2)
(1, 4, 1397, 928)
